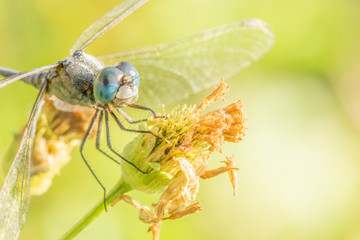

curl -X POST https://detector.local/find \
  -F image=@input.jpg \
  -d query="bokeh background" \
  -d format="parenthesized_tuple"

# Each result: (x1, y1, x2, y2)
(1, 0, 360, 239)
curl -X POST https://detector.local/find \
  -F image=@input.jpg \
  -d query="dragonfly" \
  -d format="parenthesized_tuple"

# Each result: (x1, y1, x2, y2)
(0, 0, 274, 238)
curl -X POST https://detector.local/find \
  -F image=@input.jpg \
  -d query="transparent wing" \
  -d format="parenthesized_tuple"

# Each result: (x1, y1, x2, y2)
(0, 80, 47, 239)
(0, 63, 58, 88)
(98, 19, 274, 106)
(70, 0, 148, 55)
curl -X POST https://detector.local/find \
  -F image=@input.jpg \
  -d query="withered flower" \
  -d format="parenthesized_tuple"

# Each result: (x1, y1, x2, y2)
(110, 78, 246, 239)
(2, 97, 95, 195)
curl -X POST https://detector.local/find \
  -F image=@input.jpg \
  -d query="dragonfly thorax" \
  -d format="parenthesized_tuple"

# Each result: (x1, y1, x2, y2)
(47, 52, 104, 108)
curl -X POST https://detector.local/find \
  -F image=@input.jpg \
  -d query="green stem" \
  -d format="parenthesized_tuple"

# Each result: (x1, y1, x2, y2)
(60, 178, 133, 240)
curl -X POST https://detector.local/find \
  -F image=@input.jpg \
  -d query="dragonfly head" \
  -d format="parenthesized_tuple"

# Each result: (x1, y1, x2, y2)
(94, 61, 140, 106)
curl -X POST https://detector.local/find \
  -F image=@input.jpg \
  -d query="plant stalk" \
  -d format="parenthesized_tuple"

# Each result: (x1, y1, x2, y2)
(60, 178, 132, 240)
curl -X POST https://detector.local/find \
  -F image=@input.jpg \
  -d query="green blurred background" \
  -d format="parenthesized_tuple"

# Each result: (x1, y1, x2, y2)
(1, 0, 360, 239)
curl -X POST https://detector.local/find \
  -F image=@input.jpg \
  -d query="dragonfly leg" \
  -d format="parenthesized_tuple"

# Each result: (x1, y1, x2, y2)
(127, 103, 165, 120)
(116, 108, 148, 124)
(108, 109, 162, 140)
(80, 109, 108, 211)
(104, 110, 148, 174)
(95, 111, 121, 165)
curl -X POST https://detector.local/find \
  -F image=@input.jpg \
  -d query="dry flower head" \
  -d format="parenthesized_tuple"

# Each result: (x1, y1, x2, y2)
(114, 78, 247, 239)
(2, 97, 95, 195)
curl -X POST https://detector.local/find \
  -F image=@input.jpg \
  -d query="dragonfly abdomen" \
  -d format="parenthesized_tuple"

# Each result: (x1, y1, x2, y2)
(0, 67, 45, 90)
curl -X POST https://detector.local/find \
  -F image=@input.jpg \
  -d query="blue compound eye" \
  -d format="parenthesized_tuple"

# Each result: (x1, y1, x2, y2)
(94, 67, 124, 104)
(117, 61, 140, 87)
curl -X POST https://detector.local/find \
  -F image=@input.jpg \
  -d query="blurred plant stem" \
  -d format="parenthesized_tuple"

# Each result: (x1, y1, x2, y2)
(60, 178, 132, 240)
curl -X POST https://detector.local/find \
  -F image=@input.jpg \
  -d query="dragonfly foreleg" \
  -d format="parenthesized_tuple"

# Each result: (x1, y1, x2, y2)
(116, 108, 148, 124)
(127, 103, 165, 120)
(95, 111, 121, 165)
(108, 108, 161, 139)
(103, 110, 148, 174)
(80, 109, 108, 211)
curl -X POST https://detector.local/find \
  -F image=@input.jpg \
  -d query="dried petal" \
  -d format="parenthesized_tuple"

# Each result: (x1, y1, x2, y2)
(195, 78, 229, 114)
(148, 221, 162, 240)
(223, 155, 238, 196)
(164, 201, 202, 220)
